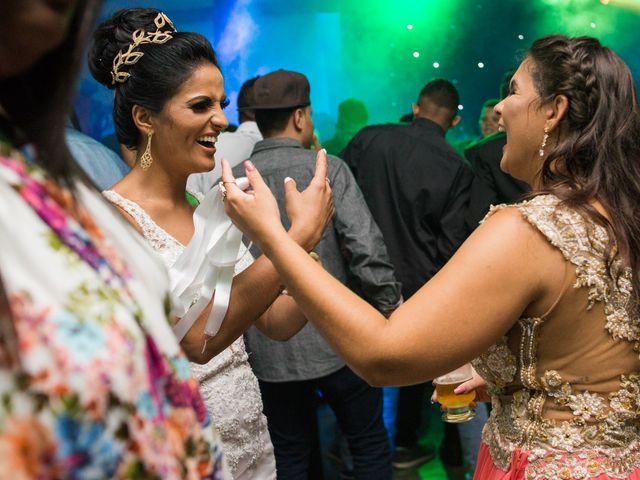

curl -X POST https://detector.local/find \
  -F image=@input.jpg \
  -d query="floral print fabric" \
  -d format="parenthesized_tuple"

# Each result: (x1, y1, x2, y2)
(0, 141, 228, 479)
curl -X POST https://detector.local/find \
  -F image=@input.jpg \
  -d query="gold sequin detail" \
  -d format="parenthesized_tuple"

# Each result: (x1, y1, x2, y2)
(473, 195, 640, 479)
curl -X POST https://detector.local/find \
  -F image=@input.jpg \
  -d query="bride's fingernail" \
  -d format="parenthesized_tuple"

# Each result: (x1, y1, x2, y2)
(321, 148, 327, 154)
(284, 177, 293, 183)
(244, 160, 256, 172)
(454, 386, 467, 394)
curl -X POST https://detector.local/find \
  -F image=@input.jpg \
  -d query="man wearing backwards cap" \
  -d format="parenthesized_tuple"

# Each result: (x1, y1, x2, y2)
(233, 69, 401, 479)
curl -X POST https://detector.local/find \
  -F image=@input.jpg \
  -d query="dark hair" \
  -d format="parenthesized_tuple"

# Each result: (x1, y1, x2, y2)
(238, 76, 259, 110)
(255, 108, 296, 137)
(0, 273, 19, 368)
(418, 79, 459, 119)
(0, 0, 101, 185)
(528, 34, 640, 305)
(88, 8, 220, 149)
(399, 112, 414, 123)
(482, 99, 499, 110)
(238, 76, 259, 122)
(500, 69, 517, 100)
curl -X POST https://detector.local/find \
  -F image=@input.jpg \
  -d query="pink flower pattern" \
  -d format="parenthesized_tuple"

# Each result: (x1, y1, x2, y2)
(0, 145, 227, 479)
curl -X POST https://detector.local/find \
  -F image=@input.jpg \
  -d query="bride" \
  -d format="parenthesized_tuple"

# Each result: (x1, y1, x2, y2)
(89, 8, 332, 478)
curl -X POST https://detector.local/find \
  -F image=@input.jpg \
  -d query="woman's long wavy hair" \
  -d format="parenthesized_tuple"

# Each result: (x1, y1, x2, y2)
(529, 35, 640, 306)
(0, 1, 102, 366)
(0, 276, 18, 368)
(0, 0, 101, 186)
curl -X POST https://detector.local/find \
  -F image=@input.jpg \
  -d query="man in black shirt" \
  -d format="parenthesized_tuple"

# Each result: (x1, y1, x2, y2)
(342, 79, 473, 470)
(463, 132, 530, 230)
(343, 79, 471, 303)
(463, 69, 530, 231)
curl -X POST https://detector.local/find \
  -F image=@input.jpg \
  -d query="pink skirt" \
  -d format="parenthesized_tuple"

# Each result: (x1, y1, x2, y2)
(473, 442, 527, 480)
(473, 442, 640, 480)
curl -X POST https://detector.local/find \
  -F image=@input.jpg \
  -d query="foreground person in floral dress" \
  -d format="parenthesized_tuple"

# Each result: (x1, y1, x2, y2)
(219, 35, 640, 479)
(0, 0, 228, 477)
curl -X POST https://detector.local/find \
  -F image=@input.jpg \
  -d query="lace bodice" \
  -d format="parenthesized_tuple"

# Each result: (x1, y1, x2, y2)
(472, 195, 640, 479)
(103, 190, 185, 267)
(103, 190, 273, 478)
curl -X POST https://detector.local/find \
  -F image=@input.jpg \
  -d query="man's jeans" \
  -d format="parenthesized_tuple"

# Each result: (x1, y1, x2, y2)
(259, 366, 392, 479)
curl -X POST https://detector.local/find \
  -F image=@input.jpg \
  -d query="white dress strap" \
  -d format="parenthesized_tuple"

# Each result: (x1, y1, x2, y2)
(103, 190, 184, 268)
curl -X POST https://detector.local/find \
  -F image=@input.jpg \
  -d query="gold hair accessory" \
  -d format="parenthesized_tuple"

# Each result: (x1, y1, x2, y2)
(140, 132, 153, 169)
(111, 12, 176, 85)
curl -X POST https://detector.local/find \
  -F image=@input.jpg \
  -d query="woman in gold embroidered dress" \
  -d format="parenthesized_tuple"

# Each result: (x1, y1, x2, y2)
(219, 35, 640, 479)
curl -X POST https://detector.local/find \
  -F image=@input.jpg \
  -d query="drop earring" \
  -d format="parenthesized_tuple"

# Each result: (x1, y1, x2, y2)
(140, 132, 153, 170)
(539, 127, 549, 157)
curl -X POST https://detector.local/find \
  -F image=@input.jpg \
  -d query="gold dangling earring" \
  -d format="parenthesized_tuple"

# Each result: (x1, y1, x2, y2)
(140, 132, 153, 170)
(539, 127, 549, 157)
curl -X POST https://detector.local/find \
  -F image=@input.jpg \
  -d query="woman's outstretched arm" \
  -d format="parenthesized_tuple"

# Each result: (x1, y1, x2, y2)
(221, 160, 566, 385)
(112, 151, 333, 363)
(180, 152, 333, 363)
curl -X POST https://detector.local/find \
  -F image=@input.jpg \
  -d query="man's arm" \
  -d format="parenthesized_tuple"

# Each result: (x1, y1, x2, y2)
(437, 161, 473, 263)
(339, 129, 369, 177)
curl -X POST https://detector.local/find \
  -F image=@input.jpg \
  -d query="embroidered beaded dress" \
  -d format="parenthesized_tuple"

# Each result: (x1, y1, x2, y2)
(472, 195, 640, 480)
(103, 190, 276, 480)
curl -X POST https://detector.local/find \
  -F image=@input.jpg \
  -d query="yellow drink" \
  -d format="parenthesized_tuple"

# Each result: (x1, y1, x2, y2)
(435, 378, 476, 423)
(435, 381, 476, 408)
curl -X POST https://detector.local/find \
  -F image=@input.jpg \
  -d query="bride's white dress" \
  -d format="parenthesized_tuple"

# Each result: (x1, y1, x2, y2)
(104, 190, 276, 480)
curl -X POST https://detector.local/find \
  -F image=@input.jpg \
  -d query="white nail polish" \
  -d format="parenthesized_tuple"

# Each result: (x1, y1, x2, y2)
(284, 177, 293, 183)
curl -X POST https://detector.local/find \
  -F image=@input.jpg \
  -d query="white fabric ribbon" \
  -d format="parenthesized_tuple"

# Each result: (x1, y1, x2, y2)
(170, 178, 249, 342)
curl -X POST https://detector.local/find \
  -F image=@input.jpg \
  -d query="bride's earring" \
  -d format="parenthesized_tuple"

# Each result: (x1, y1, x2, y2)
(539, 127, 549, 157)
(140, 132, 153, 170)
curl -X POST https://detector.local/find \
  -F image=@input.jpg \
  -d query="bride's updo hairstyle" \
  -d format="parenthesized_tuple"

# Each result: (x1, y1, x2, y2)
(88, 8, 220, 149)
(527, 35, 640, 305)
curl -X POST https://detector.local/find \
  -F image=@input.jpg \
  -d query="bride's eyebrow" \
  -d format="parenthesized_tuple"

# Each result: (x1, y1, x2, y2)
(187, 95, 212, 104)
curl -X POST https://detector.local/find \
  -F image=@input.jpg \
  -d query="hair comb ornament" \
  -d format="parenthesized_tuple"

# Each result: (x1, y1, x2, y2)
(111, 12, 177, 85)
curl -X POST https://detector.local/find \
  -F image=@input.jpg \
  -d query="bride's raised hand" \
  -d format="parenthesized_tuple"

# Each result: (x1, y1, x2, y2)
(284, 148, 334, 251)
(220, 159, 285, 250)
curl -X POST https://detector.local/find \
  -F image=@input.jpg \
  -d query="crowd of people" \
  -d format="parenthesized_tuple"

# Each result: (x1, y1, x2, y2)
(1, 1, 639, 480)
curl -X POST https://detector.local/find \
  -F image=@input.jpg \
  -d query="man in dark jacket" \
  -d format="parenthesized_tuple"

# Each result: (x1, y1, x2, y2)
(343, 79, 471, 313)
(463, 132, 529, 229)
(342, 79, 476, 470)
(463, 69, 530, 230)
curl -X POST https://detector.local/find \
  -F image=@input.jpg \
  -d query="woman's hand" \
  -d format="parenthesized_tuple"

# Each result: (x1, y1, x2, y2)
(220, 159, 284, 251)
(220, 149, 334, 252)
(431, 367, 490, 407)
(284, 149, 334, 251)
